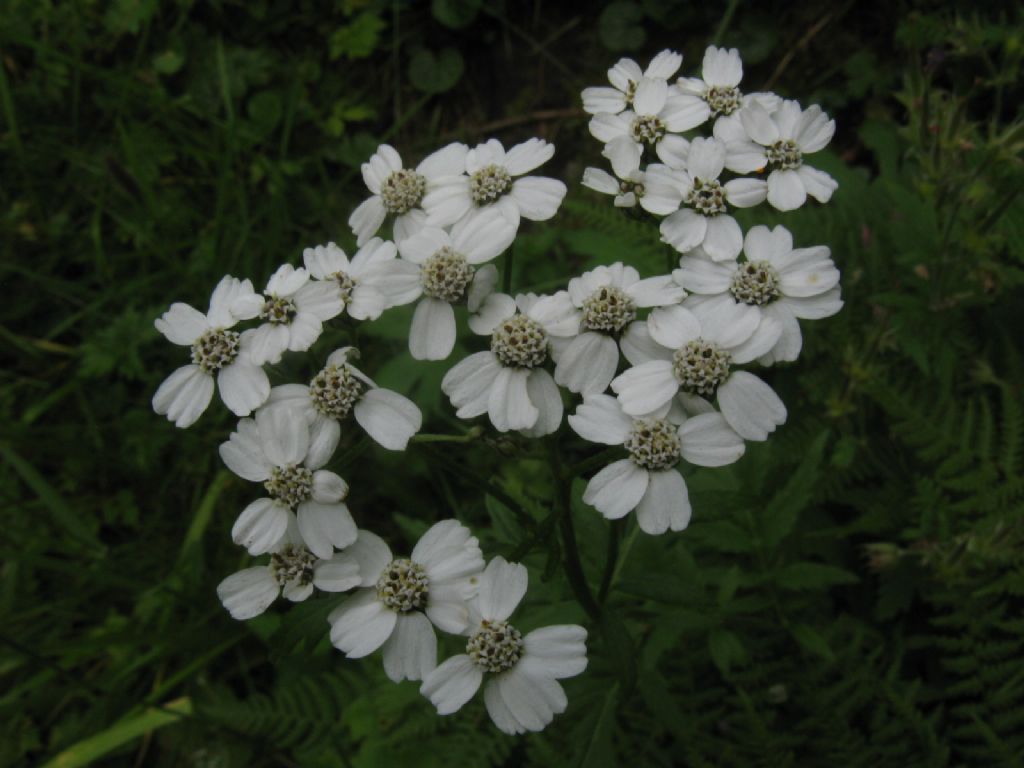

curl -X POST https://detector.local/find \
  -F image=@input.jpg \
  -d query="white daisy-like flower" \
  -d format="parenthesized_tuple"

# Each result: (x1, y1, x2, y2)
(581, 166, 648, 209)
(302, 238, 409, 322)
(216, 514, 362, 620)
(553, 263, 684, 395)
(153, 275, 270, 428)
(569, 394, 744, 534)
(327, 521, 484, 682)
(739, 99, 838, 211)
(653, 137, 768, 261)
(675, 226, 843, 364)
(611, 303, 787, 440)
(674, 45, 781, 126)
(581, 49, 683, 115)
(422, 138, 567, 231)
(588, 76, 708, 177)
(380, 207, 517, 360)
(265, 347, 422, 451)
(349, 142, 469, 246)
(441, 292, 579, 435)
(219, 405, 355, 560)
(229, 264, 344, 366)
(420, 557, 588, 735)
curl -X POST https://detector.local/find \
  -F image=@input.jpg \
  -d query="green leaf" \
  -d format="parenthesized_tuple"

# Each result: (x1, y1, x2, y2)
(717, 565, 742, 605)
(329, 12, 386, 61)
(775, 562, 860, 591)
(708, 628, 746, 674)
(760, 431, 828, 546)
(431, 0, 481, 29)
(790, 623, 835, 661)
(408, 47, 465, 94)
(598, 1, 646, 51)
(576, 683, 620, 768)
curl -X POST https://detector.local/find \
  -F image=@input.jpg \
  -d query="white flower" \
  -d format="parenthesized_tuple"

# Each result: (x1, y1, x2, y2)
(302, 238, 409, 322)
(569, 394, 744, 533)
(384, 208, 517, 360)
(265, 347, 422, 451)
(675, 226, 843, 364)
(739, 100, 838, 211)
(420, 557, 588, 735)
(349, 142, 469, 246)
(553, 263, 684, 395)
(581, 166, 648, 209)
(588, 76, 708, 177)
(653, 137, 769, 261)
(216, 515, 361, 620)
(441, 292, 578, 435)
(581, 49, 683, 115)
(153, 275, 270, 428)
(219, 405, 355, 559)
(230, 264, 344, 366)
(674, 45, 781, 126)
(611, 303, 787, 441)
(422, 138, 567, 231)
(327, 521, 484, 682)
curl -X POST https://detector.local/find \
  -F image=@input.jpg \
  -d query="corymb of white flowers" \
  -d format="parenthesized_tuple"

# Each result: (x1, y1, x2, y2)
(151, 44, 842, 736)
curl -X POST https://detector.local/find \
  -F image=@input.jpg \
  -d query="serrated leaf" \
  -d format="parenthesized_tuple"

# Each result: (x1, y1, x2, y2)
(408, 47, 464, 95)
(760, 431, 828, 546)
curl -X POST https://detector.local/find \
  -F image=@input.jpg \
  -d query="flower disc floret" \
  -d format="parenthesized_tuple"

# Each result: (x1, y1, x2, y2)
(260, 296, 297, 325)
(467, 620, 524, 673)
(269, 544, 316, 586)
(470, 164, 512, 204)
(491, 315, 548, 369)
(332, 271, 357, 303)
(421, 247, 475, 302)
(625, 419, 682, 470)
(263, 465, 313, 509)
(619, 179, 645, 199)
(705, 85, 741, 117)
(581, 286, 637, 333)
(766, 139, 802, 170)
(376, 558, 429, 613)
(380, 169, 427, 214)
(686, 178, 727, 216)
(730, 260, 781, 306)
(190, 328, 241, 373)
(631, 115, 665, 145)
(672, 339, 731, 396)
(309, 364, 365, 420)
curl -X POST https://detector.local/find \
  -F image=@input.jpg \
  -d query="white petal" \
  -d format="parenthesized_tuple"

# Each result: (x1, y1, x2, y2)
(152, 365, 214, 428)
(690, 294, 759, 349)
(297, 501, 357, 559)
(521, 625, 588, 679)
(527, 291, 580, 337)
(636, 470, 691, 534)
(420, 655, 483, 715)
(687, 137, 726, 181)
(345, 529, 394, 587)
(312, 554, 361, 592)
(354, 388, 422, 450)
(603, 136, 643, 179)
(217, 567, 279, 620)
(208, 276, 257, 328)
(465, 138, 506, 172)
(797, 165, 838, 203)
(744, 224, 793, 263)
(568, 393, 633, 445)
(645, 49, 682, 79)
(303, 242, 347, 280)
(702, 45, 742, 87)
(409, 298, 457, 361)
(412, 519, 481, 575)
(730, 312, 784, 364)
(583, 458, 649, 518)
(724, 177, 768, 208)
(483, 679, 522, 734)
(382, 612, 437, 682)
(422, 177, 473, 228)
(588, 112, 631, 143)
(661, 209, 708, 254)
(718, 371, 787, 441)
(510, 177, 566, 221)
(219, 421, 273, 481)
(783, 287, 843, 320)
(655, 133, 691, 169)
(661, 93, 711, 133)
(477, 556, 527, 622)
(467, 264, 499, 313)
(767, 169, 807, 211)
(294, 281, 344, 322)
(240, 323, 289, 366)
(285, 312, 323, 353)
(625, 274, 686, 307)
(311, 469, 348, 503)
(348, 196, 387, 246)
(740, 102, 779, 145)
(795, 107, 835, 153)
(611, 360, 679, 416)
(442, 351, 502, 418)
(702, 215, 744, 261)
(581, 166, 619, 194)
(503, 138, 555, 176)
(675, 257, 732, 294)
(488, 367, 537, 432)
(232, 498, 289, 555)
(647, 305, 701, 349)
(305, 416, 341, 470)
(520, 369, 563, 437)
(217, 361, 270, 417)
(608, 57, 642, 92)
(468, 292, 517, 335)
(679, 412, 745, 466)
(620, 321, 674, 365)
(554, 332, 620, 396)
(632, 77, 667, 115)
(398, 226, 450, 264)
(265, 264, 309, 297)
(452, 207, 517, 264)
(255, 405, 310, 467)
(416, 142, 469, 178)
(582, 86, 628, 115)
(155, 303, 208, 345)
(328, 589, 397, 657)
(493, 668, 567, 733)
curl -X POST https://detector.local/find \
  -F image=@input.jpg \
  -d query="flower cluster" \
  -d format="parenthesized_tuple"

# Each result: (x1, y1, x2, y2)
(152, 45, 842, 738)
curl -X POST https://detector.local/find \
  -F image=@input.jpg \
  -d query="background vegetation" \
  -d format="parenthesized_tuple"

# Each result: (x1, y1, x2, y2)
(2, 0, 1023, 765)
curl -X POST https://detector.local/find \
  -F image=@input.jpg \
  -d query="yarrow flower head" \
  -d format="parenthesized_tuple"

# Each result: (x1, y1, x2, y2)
(302, 238, 410, 322)
(441, 292, 579, 435)
(327, 521, 484, 682)
(219, 405, 355, 559)
(552, 263, 684, 395)
(153, 275, 270, 428)
(265, 347, 423, 451)
(673, 45, 781, 123)
(216, 515, 362, 620)
(420, 557, 588, 735)
(581, 49, 683, 115)
(569, 394, 743, 534)
(349, 142, 469, 246)
(675, 226, 843, 364)
(422, 138, 567, 233)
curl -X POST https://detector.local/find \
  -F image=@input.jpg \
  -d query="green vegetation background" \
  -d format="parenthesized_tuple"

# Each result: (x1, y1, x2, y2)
(2, 0, 1023, 766)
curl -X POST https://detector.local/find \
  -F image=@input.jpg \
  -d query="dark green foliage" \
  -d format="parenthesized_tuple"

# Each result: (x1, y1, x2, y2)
(2, 1, 1023, 766)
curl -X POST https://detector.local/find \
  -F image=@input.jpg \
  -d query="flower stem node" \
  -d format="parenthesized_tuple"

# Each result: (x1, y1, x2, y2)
(467, 620, 524, 673)
(672, 339, 731, 396)
(421, 247, 475, 302)
(309, 364, 365, 420)
(269, 544, 317, 587)
(381, 169, 428, 214)
(470, 164, 512, 204)
(491, 315, 548, 368)
(766, 139, 803, 170)
(376, 558, 430, 613)
(730, 261, 781, 306)
(190, 328, 241, 373)
(625, 419, 682, 470)
(263, 465, 314, 509)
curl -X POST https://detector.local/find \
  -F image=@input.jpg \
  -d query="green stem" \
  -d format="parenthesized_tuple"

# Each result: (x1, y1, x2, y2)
(548, 442, 601, 622)
(598, 518, 623, 603)
(410, 428, 483, 444)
